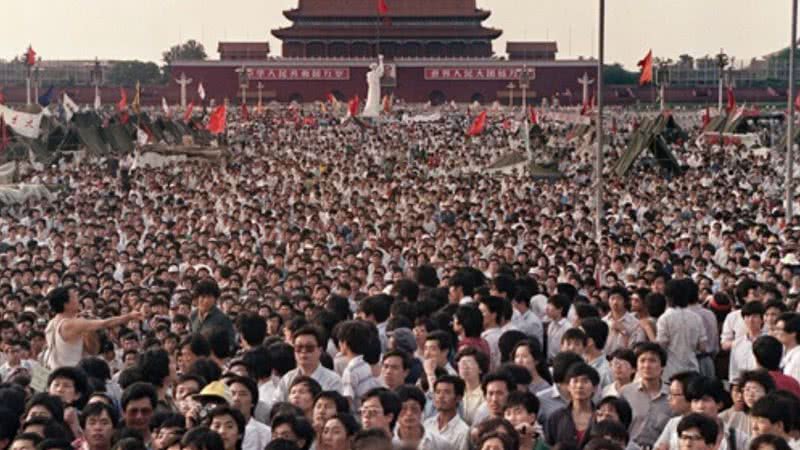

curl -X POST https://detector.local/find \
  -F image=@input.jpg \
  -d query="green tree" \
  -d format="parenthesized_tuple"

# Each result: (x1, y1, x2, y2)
(107, 61, 163, 86)
(603, 63, 638, 85)
(162, 39, 207, 66)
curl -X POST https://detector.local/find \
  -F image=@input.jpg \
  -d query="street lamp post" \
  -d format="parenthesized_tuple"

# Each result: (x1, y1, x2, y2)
(595, 0, 605, 243)
(787, 0, 798, 220)
(33, 66, 41, 103)
(518, 66, 534, 160)
(657, 61, 670, 111)
(91, 58, 103, 110)
(236, 66, 249, 105)
(257, 82, 264, 110)
(716, 49, 729, 113)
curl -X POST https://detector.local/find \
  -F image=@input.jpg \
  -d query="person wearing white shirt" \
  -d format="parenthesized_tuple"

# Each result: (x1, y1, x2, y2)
(395, 385, 454, 450)
(228, 376, 272, 450)
(603, 287, 646, 355)
(479, 296, 506, 369)
(750, 394, 800, 450)
(511, 292, 544, 343)
(276, 327, 342, 402)
(720, 280, 761, 351)
(545, 295, 571, 362)
(777, 313, 800, 380)
(580, 317, 613, 391)
(728, 302, 765, 383)
(424, 375, 470, 450)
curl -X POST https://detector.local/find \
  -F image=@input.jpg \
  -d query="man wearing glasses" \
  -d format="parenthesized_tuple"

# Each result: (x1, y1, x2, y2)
(276, 325, 342, 401)
(677, 413, 719, 450)
(359, 388, 402, 439)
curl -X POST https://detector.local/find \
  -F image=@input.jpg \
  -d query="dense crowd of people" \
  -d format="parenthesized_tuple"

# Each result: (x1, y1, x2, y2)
(0, 102, 798, 450)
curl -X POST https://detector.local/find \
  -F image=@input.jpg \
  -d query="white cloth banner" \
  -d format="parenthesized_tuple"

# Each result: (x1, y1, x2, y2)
(401, 112, 442, 123)
(0, 104, 42, 138)
(63, 93, 79, 122)
(546, 111, 591, 125)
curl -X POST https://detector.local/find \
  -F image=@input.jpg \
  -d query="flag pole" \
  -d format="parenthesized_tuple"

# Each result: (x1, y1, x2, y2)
(595, 0, 604, 243)
(26, 65, 31, 106)
(787, 0, 797, 221)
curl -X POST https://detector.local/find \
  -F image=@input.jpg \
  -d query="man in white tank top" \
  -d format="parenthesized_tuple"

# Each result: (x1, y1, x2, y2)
(44, 287, 143, 369)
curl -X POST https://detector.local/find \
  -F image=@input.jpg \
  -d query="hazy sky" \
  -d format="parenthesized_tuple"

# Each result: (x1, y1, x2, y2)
(1, 0, 791, 69)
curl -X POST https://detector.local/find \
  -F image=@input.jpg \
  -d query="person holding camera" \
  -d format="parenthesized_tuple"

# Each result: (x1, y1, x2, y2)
(503, 391, 548, 450)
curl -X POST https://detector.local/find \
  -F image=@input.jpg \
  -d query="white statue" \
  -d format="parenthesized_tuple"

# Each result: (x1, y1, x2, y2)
(362, 55, 384, 118)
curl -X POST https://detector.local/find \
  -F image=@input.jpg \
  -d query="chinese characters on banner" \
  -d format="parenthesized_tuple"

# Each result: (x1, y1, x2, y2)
(246, 68, 351, 81)
(424, 67, 535, 80)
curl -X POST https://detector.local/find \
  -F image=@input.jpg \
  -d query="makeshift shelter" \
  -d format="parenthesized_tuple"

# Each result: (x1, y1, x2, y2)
(614, 113, 683, 177)
(486, 151, 563, 179)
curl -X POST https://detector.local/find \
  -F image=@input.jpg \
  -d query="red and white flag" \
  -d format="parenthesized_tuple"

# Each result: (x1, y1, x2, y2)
(0, 104, 42, 138)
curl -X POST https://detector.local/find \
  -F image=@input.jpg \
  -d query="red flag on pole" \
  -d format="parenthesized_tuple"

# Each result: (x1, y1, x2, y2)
(25, 46, 36, 67)
(183, 101, 195, 123)
(467, 111, 487, 136)
(702, 107, 711, 127)
(637, 50, 653, 86)
(378, 0, 391, 25)
(117, 88, 127, 112)
(348, 95, 360, 117)
(529, 106, 538, 125)
(241, 103, 250, 121)
(726, 86, 736, 113)
(207, 105, 227, 134)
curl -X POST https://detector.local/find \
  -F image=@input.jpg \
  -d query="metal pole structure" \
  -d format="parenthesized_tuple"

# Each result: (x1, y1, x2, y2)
(520, 66, 531, 160)
(506, 82, 515, 108)
(787, 0, 797, 220)
(595, 0, 604, 243)
(33, 67, 39, 103)
(718, 49, 725, 112)
(26, 66, 31, 106)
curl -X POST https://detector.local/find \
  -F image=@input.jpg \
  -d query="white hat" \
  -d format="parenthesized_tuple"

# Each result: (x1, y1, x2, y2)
(194, 264, 213, 273)
(782, 254, 800, 266)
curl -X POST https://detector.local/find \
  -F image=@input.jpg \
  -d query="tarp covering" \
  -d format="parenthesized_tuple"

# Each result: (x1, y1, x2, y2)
(135, 146, 229, 169)
(614, 113, 682, 176)
(103, 124, 134, 153)
(77, 126, 111, 156)
(0, 162, 16, 184)
(0, 184, 56, 205)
